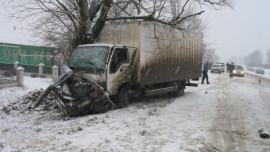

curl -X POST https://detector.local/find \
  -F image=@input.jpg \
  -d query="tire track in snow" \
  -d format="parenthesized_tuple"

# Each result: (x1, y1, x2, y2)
(207, 73, 248, 151)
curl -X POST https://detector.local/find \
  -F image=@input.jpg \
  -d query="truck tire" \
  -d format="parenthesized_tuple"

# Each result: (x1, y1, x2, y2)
(171, 83, 184, 97)
(116, 86, 129, 108)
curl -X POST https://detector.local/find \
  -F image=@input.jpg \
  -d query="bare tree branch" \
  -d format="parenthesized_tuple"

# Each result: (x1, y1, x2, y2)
(3, 0, 233, 60)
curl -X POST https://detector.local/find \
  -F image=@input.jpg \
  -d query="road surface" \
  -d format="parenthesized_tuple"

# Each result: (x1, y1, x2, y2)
(206, 73, 270, 151)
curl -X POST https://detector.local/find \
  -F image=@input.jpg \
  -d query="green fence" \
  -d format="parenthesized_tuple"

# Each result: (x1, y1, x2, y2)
(0, 63, 14, 71)
(0, 63, 57, 75)
(44, 66, 53, 75)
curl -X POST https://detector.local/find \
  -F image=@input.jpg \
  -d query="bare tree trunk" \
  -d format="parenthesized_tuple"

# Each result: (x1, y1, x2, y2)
(89, 0, 113, 43)
(78, 0, 89, 44)
(72, 0, 112, 48)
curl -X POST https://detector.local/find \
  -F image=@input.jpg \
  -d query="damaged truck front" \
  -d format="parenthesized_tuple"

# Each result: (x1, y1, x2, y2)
(36, 21, 203, 117)
(35, 64, 116, 117)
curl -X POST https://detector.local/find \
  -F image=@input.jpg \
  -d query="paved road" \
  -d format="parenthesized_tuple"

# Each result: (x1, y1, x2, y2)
(206, 73, 270, 152)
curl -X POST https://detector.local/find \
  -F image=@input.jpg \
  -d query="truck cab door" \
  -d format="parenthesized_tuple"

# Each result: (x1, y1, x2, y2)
(107, 47, 131, 95)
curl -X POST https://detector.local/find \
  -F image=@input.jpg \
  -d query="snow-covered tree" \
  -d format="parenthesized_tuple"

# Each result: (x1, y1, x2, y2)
(266, 49, 270, 65)
(244, 50, 263, 67)
(202, 44, 219, 64)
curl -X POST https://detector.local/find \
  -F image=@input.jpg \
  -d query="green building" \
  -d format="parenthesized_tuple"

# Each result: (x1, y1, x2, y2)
(0, 42, 61, 74)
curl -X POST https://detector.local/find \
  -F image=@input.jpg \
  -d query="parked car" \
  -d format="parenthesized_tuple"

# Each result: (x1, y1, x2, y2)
(255, 68, 265, 74)
(220, 64, 225, 72)
(231, 65, 244, 77)
(216, 62, 225, 66)
(211, 64, 224, 73)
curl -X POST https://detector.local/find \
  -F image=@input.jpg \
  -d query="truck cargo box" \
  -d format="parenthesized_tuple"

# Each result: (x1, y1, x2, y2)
(96, 21, 203, 85)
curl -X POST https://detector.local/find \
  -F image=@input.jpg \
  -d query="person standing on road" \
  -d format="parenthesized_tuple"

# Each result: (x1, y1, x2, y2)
(201, 61, 210, 84)
(229, 62, 235, 78)
(226, 63, 230, 73)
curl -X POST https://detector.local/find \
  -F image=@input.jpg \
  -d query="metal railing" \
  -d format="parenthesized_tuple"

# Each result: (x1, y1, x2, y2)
(0, 63, 56, 75)
(0, 64, 17, 83)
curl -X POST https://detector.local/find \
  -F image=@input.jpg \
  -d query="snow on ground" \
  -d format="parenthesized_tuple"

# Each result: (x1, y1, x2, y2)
(1, 73, 270, 152)
(248, 69, 270, 79)
(243, 66, 270, 79)
(0, 77, 52, 107)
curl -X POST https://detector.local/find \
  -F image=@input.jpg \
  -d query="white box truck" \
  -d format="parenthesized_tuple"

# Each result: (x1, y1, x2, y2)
(68, 21, 203, 108)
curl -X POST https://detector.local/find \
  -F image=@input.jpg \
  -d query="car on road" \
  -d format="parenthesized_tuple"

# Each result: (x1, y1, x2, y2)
(216, 62, 225, 66)
(255, 68, 265, 74)
(231, 65, 244, 77)
(211, 64, 225, 74)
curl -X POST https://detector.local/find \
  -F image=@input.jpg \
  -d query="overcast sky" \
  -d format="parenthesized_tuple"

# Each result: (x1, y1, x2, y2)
(0, 10, 40, 46)
(202, 0, 270, 61)
(0, 0, 269, 62)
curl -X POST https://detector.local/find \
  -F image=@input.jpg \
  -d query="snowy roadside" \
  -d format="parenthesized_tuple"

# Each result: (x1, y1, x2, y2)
(0, 75, 219, 152)
(0, 77, 52, 107)
(1, 73, 270, 151)
(244, 67, 270, 80)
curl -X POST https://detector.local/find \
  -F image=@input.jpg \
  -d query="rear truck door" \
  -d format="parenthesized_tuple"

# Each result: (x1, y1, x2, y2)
(107, 47, 131, 95)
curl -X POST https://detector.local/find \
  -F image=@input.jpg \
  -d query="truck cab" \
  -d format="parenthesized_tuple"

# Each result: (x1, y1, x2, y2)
(68, 43, 137, 107)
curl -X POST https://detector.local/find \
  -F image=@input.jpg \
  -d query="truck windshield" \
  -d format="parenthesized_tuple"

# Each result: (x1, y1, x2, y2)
(69, 46, 109, 72)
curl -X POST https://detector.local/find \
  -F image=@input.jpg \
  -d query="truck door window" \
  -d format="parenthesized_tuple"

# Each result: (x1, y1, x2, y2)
(110, 48, 128, 74)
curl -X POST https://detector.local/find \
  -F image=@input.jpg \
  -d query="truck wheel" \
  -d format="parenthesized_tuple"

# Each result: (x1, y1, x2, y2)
(116, 87, 129, 108)
(177, 84, 184, 97)
(171, 83, 184, 97)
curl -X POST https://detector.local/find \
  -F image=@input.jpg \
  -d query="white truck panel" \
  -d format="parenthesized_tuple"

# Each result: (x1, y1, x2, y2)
(96, 21, 203, 85)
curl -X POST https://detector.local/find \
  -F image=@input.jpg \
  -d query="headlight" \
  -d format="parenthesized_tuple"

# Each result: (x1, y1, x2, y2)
(241, 71, 244, 74)
(233, 70, 236, 74)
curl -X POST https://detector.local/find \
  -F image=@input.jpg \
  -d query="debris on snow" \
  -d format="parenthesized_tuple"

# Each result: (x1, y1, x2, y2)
(0, 89, 57, 116)
(259, 128, 270, 139)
